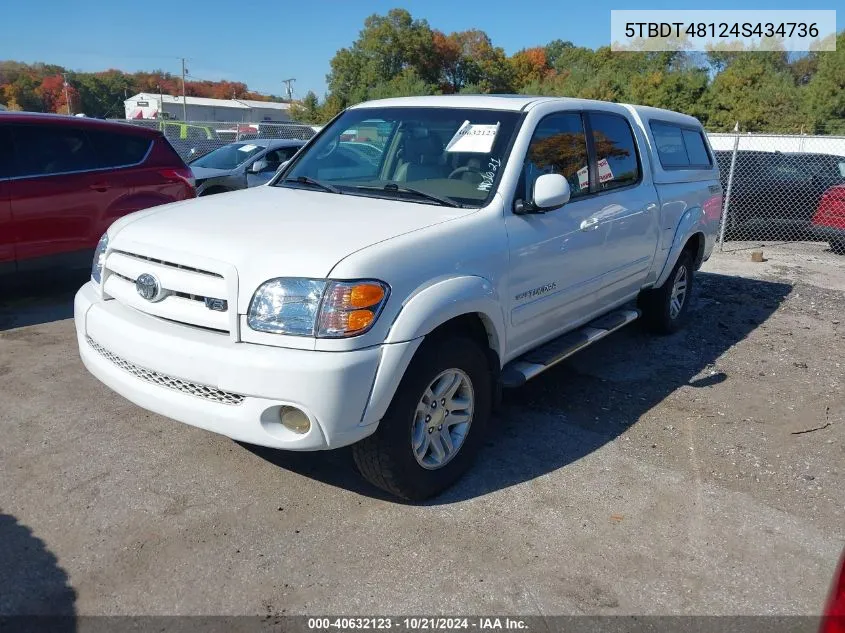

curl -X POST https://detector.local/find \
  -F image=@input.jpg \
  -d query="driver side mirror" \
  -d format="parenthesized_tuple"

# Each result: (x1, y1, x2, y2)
(250, 159, 270, 174)
(514, 174, 571, 214)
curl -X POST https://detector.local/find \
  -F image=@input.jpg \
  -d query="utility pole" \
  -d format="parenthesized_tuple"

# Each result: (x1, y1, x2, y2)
(282, 78, 296, 101)
(156, 84, 164, 119)
(181, 58, 188, 121)
(62, 73, 71, 115)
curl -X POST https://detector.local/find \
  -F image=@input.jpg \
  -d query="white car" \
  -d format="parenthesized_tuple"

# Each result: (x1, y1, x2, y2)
(75, 95, 722, 500)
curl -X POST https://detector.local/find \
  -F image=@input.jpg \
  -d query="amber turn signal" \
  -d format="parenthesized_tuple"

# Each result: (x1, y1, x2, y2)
(347, 309, 375, 331)
(349, 283, 385, 308)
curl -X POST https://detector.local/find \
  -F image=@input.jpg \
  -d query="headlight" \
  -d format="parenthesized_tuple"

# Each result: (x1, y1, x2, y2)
(247, 278, 389, 338)
(91, 233, 108, 284)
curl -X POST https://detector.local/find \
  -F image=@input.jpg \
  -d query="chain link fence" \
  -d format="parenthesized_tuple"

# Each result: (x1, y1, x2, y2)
(112, 119, 318, 162)
(108, 121, 845, 259)
(708, 133, 845, 258)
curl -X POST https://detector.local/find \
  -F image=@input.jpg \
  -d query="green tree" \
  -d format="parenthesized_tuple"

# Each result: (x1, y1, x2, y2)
(289, 90, 323, 124)
(706, 54, 803, 132)
(803, 33, 845, 134)
(326, 8, 436, 107)
(368, 68, 436, 100)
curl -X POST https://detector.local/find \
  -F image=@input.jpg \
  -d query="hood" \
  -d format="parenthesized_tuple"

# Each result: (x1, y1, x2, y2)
(110, 186, 471, 299)
(190, 166, 236, 180)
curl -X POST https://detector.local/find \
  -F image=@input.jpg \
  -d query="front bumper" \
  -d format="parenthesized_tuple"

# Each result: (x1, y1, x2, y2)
(75, 282, 418, 450)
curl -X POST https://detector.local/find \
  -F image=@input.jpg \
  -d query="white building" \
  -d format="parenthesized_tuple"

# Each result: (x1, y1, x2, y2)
(124, 93, 291, 122)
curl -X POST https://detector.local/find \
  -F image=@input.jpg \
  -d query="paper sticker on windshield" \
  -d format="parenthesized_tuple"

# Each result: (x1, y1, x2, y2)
(238, 144, 258, 152)
(445, 121, 500, 153)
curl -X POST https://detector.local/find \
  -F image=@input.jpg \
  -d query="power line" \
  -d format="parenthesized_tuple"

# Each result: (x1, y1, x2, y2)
(282, 78, 296, 101)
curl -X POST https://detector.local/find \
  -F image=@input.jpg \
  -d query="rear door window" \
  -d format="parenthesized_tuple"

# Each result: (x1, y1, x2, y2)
(588, 113, 640, 190)
(87, 129, 152, 168)
(12, 124, 99, 177)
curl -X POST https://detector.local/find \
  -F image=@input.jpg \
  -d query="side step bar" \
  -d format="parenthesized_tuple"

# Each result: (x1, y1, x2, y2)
(499, 308, 640, 388)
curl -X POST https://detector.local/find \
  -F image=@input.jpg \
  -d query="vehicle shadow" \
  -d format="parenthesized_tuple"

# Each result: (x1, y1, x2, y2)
(0, 513, 76, 630)
(0, 272, 88, 331)
(243, 271, 793, 504)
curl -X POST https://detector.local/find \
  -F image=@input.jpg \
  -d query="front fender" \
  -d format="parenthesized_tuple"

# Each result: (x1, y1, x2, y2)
(655, 206, 704, 287)
(360, 275, 506, 427)
(384, 275, 506, 355)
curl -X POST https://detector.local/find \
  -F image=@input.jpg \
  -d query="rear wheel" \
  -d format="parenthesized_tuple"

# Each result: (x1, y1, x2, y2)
(352, 337, 491, 501)
(638, 249, 694, 334)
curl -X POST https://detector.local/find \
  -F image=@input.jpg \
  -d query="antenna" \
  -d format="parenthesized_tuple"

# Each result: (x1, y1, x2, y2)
(281, 78, 296, 101)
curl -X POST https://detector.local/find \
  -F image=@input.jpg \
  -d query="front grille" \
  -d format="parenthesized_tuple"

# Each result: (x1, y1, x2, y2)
(103, 250, 232, 333)
(111, 250, 223, 278)
(87, 337, 244, 405)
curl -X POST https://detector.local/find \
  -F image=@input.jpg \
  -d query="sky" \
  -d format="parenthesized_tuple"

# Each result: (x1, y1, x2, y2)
(1, 0, 840, 99)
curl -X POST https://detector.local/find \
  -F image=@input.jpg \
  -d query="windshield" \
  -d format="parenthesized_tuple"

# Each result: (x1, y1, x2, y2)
(191, 142, 264, 169)
(275, 106, 522, 208)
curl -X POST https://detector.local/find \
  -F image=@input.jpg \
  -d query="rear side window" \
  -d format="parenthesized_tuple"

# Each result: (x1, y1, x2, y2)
(12, 124, 99, 177)
(588, 113, 640, 191)
(650, 121, 712, 169)
(683, 129, 711, 167)
(87, 129, 152, 168)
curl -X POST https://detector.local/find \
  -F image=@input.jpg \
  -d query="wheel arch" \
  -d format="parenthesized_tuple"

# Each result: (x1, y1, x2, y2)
(361, 276, 505, 427)
(655, 205, 708, 287)
(384, 275, 505, 362)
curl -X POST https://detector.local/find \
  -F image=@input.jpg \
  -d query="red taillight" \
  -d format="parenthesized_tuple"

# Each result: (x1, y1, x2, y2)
(813, 186, 845, 230)
(821, 552, 845, 633)
(159, 168, 197, 199)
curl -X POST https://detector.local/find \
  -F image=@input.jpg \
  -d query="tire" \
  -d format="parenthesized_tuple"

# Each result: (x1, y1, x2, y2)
(352, 336, 492, 501)
(638, 249, 694, 335)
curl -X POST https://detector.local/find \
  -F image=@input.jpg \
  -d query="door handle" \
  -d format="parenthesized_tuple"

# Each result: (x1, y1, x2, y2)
(89, 182, 111, 192)
(580, 217, 600, 231)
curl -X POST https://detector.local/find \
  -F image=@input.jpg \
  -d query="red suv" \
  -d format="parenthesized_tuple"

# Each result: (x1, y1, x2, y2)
(0, 113, 195, 276)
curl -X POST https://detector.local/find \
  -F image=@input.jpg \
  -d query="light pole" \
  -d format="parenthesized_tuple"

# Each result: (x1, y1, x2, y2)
(62, 73, 71, 115)
(181, 58, 188, 121)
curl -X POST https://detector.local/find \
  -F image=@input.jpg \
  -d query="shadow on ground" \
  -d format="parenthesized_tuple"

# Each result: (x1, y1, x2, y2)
(0, 272, 88, 331)
(0, 513, 76, 629)
(245, 272, 793, 503)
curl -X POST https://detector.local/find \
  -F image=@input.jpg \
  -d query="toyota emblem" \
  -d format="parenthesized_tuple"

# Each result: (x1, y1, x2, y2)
(135, 273, 167, 302)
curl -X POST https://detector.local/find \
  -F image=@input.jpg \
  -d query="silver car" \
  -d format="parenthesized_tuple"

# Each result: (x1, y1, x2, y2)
(189, 138, 305, 196)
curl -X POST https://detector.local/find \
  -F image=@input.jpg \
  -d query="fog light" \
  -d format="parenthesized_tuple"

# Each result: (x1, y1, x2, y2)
(279, 406, 311, 434)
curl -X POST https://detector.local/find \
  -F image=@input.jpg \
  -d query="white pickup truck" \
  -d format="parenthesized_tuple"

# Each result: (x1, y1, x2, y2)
(75, 95, 722, 500)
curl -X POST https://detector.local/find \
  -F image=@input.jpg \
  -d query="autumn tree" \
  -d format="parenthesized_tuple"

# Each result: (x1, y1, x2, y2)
(509, 47, 550, 89)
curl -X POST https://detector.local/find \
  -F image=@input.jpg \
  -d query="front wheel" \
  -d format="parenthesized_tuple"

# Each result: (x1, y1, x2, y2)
(638, 250, 694, 334)
(352, 337, 491, 501)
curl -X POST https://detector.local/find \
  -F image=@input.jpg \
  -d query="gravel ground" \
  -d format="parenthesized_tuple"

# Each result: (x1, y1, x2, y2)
(0, 247, 842, 617)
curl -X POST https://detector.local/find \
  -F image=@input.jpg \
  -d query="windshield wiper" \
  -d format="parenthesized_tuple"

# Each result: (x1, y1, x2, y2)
(281, 175, 341, 194)
(355, 183, 462, 208)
